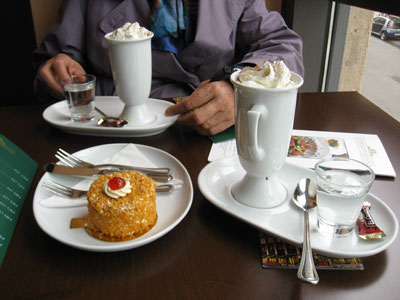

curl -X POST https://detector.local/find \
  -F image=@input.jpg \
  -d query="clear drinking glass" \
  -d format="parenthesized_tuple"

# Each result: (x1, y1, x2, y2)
(315, 157, 375, 237)
(61, 74, 96, 122)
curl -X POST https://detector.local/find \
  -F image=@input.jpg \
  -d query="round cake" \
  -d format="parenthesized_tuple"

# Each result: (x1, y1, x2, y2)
(86, 170, 157, 242)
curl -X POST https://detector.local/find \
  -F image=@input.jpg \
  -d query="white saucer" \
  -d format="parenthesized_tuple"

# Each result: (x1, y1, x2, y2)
(42, 96, 178, 137)
(33, 143, 193, 252)
(198, 157, 398, 258)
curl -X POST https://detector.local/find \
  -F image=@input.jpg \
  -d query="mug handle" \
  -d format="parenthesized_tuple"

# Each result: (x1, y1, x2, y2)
(247, 104, 267, 161)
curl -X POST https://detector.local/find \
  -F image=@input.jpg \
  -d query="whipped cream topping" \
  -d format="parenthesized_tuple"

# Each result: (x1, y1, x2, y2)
(108, 22, 153, 40)
(104, 178, 132, 199)
(238, 61, 294, 88)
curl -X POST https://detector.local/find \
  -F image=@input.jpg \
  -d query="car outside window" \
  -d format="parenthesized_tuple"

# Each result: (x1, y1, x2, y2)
(389, 19, 400, 29)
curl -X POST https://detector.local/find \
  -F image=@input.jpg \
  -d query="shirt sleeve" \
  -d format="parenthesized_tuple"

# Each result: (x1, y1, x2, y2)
(235, 0, 304, 77)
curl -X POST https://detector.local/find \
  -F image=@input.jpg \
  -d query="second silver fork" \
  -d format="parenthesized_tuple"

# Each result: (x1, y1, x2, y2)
(56, 148, 172, 175)
(42, 180, 175, 199)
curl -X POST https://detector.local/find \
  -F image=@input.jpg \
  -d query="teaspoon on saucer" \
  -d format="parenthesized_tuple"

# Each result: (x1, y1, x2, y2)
(293, 178, 319, 284)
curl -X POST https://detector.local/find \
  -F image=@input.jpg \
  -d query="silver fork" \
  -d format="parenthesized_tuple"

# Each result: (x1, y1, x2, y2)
(42, 180, 175, 199)
(55, 148, 172, 175)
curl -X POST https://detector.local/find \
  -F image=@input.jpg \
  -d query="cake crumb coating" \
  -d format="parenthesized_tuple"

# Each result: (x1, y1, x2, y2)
(86, 170, 157, 242)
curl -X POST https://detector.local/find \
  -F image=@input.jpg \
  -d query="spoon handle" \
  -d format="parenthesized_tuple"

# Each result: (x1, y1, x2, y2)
(297, 211, 319, 284)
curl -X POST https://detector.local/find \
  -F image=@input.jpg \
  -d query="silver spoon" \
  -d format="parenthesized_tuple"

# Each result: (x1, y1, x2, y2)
(293, 178, 319, 284)
(95, 106, 128, 127)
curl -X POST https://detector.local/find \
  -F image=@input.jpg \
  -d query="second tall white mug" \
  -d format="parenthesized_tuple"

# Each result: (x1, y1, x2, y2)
(105, 32, 154, 125)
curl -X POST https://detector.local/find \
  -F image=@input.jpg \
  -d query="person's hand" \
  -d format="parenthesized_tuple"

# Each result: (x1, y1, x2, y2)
(165, 80, 235, 136)
(39, 53, 86, 99)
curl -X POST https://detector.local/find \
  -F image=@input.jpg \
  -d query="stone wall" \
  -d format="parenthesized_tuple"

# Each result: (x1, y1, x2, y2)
(338, 6, 374, 91)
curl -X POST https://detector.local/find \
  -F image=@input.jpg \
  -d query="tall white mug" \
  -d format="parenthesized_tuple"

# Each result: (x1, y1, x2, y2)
(230, 70, 303, 208)
(105, 32, 154, 125)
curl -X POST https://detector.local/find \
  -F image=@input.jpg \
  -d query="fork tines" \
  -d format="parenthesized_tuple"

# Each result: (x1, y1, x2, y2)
(42, 180, 86, 199)
(56, 148, 84, 168)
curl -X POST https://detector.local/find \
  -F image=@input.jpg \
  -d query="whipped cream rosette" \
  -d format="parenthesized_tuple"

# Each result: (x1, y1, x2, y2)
(108, 22, 153, 40)
(238, 60, 294, 88)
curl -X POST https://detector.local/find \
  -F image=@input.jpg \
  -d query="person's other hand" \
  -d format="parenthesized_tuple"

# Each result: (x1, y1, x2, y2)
(39, 53, 86, 99)
(165, 80, 235, 136)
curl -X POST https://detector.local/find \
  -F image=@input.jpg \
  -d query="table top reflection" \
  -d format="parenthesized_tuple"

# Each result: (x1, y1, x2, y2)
(0, 91, 399, 300)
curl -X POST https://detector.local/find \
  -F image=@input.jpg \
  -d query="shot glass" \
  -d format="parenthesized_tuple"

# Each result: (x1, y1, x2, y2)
(61, 74, 96, 122)
(315, 157, 375, 237)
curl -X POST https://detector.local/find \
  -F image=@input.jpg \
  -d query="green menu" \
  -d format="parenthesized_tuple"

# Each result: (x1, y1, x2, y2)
(0, 134, 37, 267)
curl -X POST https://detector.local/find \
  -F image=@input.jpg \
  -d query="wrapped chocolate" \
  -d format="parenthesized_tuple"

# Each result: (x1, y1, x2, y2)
(357, 202, 386, 240)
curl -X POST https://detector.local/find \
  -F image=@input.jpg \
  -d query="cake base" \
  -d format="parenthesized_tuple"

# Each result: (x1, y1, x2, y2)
(84, 215, 158, 242)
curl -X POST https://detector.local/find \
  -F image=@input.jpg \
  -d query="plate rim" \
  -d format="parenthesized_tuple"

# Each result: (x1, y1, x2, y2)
(198, 157, 399, 258)
(33, 143, 193, 252)
(42, 97, 178, 137)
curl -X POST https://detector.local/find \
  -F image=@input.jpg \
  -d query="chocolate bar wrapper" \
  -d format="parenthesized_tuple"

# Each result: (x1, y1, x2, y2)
(357, 202, 386, 240)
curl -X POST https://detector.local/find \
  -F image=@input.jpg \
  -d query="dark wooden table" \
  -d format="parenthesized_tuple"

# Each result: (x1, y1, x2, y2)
(1, 92, 399, 299)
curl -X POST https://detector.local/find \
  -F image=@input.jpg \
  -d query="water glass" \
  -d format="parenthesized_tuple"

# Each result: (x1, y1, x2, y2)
(315, 157, 375, 237)
(61, 74, 96, 122)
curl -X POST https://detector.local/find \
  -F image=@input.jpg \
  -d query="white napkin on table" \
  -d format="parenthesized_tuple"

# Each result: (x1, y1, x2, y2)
(40, 144, 177, 208)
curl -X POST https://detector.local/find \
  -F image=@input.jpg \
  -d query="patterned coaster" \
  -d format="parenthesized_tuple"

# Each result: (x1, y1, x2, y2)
(260, 232, 364, 270)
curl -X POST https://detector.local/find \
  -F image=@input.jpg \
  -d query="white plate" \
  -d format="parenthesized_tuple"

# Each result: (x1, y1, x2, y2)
(42, 96, 177, 137)
(33, 143, 193, 252)
(198, 157, 398, 258)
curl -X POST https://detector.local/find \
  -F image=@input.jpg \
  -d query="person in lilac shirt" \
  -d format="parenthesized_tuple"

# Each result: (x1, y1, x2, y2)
(33, 0, 304, 136)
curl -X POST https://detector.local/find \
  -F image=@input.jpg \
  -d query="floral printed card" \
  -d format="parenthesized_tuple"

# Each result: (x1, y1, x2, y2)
(208, 129, 396, 177)
(285, 130, 395, 177)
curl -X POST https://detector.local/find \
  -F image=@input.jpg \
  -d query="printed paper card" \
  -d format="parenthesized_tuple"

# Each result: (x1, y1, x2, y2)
(0, 134, 37, 267)
(208, 129, 396, 177)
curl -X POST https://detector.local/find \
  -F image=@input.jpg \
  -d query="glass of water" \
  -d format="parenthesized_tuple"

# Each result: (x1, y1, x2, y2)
(61, 74, 96, 122)
(315, 157, 375, 237)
